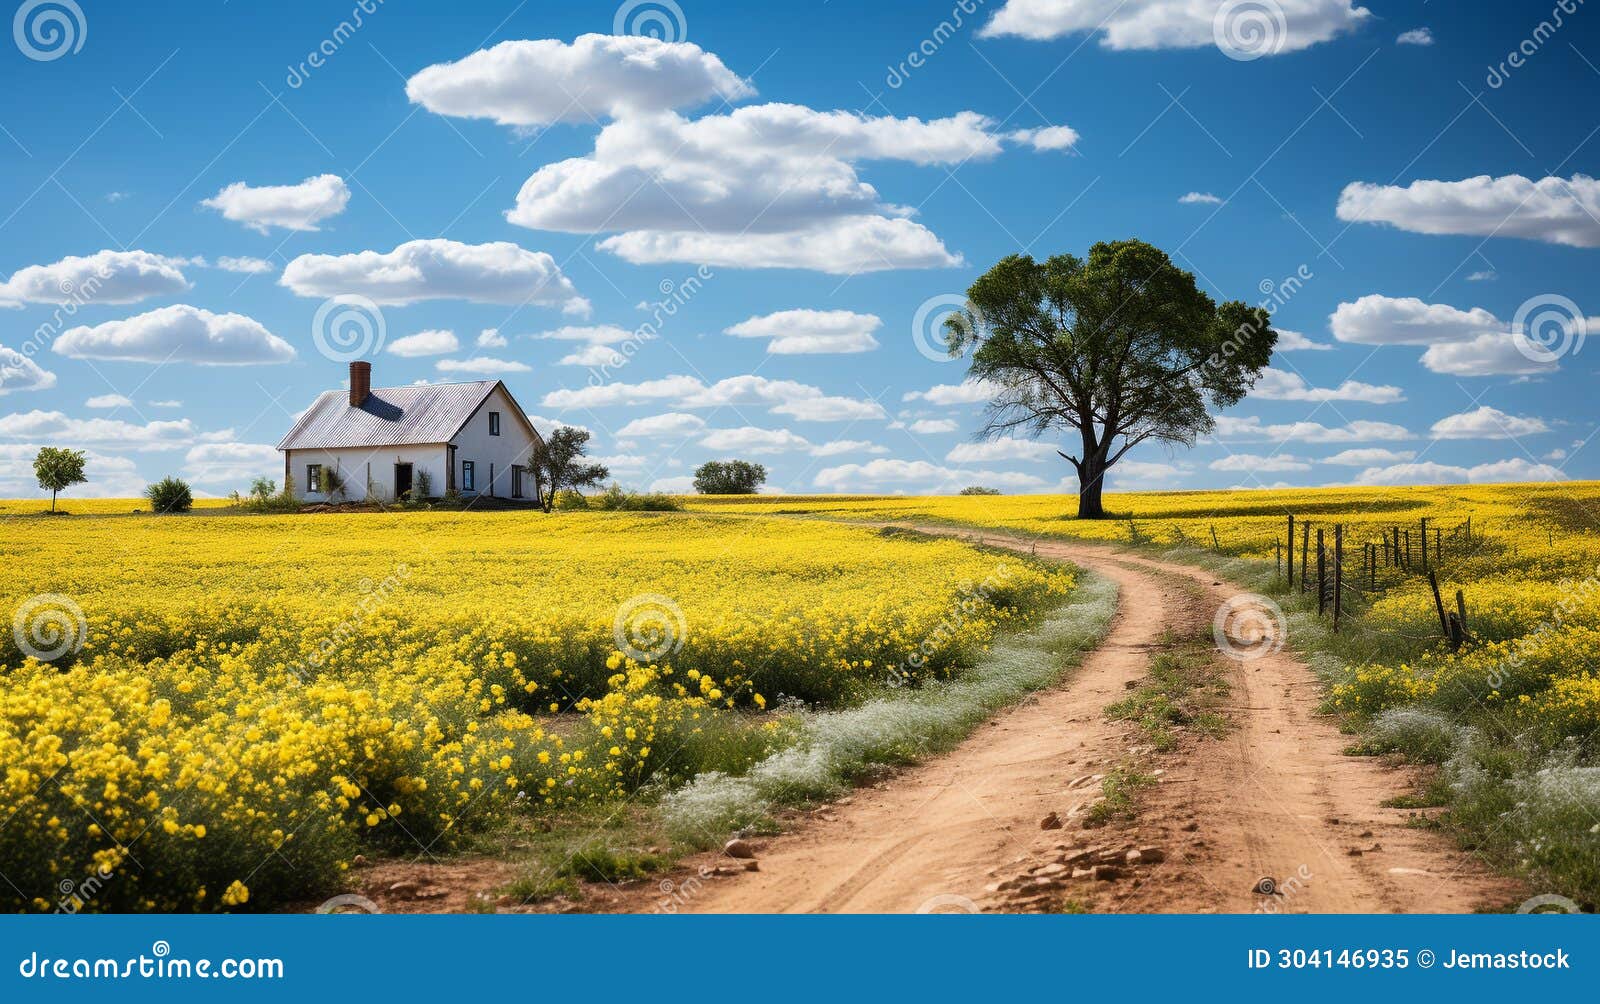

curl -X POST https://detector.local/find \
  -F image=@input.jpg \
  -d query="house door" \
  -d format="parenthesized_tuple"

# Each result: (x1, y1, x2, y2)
(394, 463, 413, 500)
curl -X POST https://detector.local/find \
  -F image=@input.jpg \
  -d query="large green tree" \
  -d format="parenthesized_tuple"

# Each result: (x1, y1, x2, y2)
(947, 239, 1276, 519)
(530, 426, 609, 513)
(692, 459, 767, 495)
(33, 447, 87, 513)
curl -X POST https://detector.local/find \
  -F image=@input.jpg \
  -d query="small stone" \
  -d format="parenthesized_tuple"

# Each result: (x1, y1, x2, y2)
(743, 860, 760, 872)
(1071, 868, 1093, 880)
(1124, 849, 1143, 865)
(1347, 847, 1363, 856)
(1037, 862, 1068, 877)
(352, 854, 367, 867)
(1091, 865, 1122, 882)
(1359, 830, 1373, 838)
(1040, 812, 1063, 830)
(723, 838, 758, 859)
(1180, 821, 1200, 832)
(1138, 846, 1166, 864)
(387, 880, 420, 898)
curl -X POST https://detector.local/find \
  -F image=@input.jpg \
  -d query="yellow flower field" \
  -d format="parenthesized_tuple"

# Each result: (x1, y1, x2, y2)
(0, 508, 1071, 912)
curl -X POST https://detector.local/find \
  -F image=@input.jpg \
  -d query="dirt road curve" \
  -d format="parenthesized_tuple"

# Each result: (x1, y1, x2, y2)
(639, 530, 1519, 914)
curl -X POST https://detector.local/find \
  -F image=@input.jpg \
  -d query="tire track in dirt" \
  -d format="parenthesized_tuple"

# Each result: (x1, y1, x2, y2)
(621, 530, 1520, 914)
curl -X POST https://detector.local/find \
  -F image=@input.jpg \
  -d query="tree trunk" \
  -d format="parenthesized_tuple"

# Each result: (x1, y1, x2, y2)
(1076, 458, 1106, 519)
(50, 489, 57, 513)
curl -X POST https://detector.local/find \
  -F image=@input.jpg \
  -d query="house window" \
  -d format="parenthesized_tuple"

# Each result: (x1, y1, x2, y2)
(461, 461, 476, 492)
(489, 411, 501, 436)
(306, 464, 322, 492)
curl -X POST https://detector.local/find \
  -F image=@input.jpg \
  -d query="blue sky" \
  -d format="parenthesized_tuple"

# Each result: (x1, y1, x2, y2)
(2, 0, 1597, 498)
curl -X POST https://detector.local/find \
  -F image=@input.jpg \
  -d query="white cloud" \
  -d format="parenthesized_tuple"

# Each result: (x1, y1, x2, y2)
(149, 399, 182, 408)
(185, 442, 280, 483)
(908, 418, 960, 434)
(1419, 334, 1557, 378)
(902, 378, 999, 405)
(1008, 125, 1079, 151)
(1214, 415, 1412, 443)
(616, 412, 707, 438)
(214, 256, 275, 274)
(725, 309, 881, 354)
(1353, 457, 1565, 486)
(505, 103, 1032, 272)
(1337, 174, 1600, 248)
(54, 305, 295, 366)
(201, 174, 349, 233)
(945, 437, 1056, 463)
(405, 34, 753, 127)
(543, 373, 884, 422)
(0, 249, 191, 305)
(810, 439, 888, 457)
(650, 475, 697, 493)
(1250, 368, 1403, 403)
(544, 375, 707, 409)
(387, 329, 460, 357)
(1108, 459, 1192, 489)
(0, 410, 201, 450)
(699, 426, 813, 454)
(1396, 27, 1433, 45)
(0, 443, 145, 498)
(84, 393, 132, 409)
(1429, 405, 1549, 440)
(1179, 191, 1222, 205)
(1209, 453, 1312, 473)
(593, 453, 651, 474)
(558, 344, 626, 367)
(527, 324, 634, 344)
(1467, 270, 1496, 282)
(282, 239, 589, 312)
(1322, 448, 1416, 466)
(435, 356, 531, 375)
(477, 327, 507, 348)
(1275, 328, 1332, 351)
(814, 457, 1046, 492)
(771, 395, 887, 422)
(1, 347, 56, 395)
(981, 0, 1371, 54)
(1330, 294, 1498, 345)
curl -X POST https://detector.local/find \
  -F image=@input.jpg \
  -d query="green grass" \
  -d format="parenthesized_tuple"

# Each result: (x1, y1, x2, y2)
(1106, 627, 1233, 751)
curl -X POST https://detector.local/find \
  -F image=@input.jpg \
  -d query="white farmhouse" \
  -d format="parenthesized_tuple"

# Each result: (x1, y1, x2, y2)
(276, 361, 545, 503)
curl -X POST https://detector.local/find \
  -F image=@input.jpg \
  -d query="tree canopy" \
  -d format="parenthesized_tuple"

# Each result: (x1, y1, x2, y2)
(33, 447, 87, 513)
(693, 460, 767, 495)
(947, 239, 1276, 518)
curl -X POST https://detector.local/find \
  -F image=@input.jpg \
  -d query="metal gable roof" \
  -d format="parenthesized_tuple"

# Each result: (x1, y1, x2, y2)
(276, 380, 501, 451)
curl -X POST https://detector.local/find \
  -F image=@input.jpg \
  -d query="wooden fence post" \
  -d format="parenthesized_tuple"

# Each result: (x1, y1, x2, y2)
(1333, 524, 1343, 630)
(1317, 528, 1326, 616)
(1301, 522, 1310, 593)
(1427, 571, 1452, 647)
(1286, 515, 1295, 585)
(1368, 542, 1376, 590)
(1420, 517, 1429, 570)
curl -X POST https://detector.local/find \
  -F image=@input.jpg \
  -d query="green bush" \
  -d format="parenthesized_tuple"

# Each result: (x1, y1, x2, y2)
(145, 477, 193, 514)
(588, 484, 682, 512)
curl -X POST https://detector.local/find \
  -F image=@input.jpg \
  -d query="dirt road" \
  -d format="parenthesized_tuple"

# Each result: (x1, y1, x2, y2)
(634, 532, 1519, 914)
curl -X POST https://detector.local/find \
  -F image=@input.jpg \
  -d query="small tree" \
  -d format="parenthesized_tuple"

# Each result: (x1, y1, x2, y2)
(693, 460, 767, 495)
(959, 486, 1001, 496)
(146, 476, 193, 514)
(530, 426, 609, 513)
(249, 477, 276, 504)
(33, 447, 87, 513)
(319, 465, 345, 500)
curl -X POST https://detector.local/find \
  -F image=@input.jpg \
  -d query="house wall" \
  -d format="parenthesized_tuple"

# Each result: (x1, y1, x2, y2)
(285, 445, 447, 502)
(448, 384, 540, 498)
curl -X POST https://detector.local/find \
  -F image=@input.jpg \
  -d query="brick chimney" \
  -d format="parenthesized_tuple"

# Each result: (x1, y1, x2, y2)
(349, 360, 371, 407)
